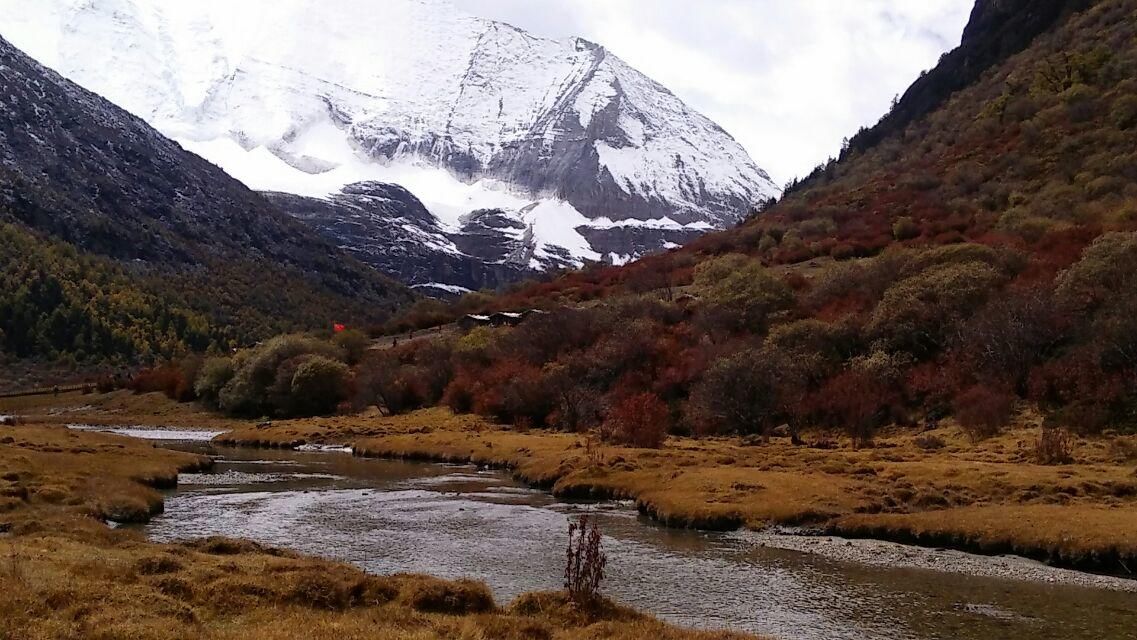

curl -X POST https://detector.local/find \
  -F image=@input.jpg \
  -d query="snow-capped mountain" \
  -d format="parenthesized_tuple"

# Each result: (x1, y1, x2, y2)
(0, 0, 778, 290)
(0, 34, 412, 330)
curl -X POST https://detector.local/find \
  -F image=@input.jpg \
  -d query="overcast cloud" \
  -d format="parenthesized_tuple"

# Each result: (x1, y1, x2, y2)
(454, 0, 973, 185)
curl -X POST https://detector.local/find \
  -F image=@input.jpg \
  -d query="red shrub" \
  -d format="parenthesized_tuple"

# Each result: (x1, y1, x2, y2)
(1026, 349, 1129, 434)
(130, 364, 191, 401)
(904, 360, 959, 409)
(810, 370, 896, 447)
(446, 359, 553, 427)
(95, 375, 119, 394)
(442, 368, 479, 414)
(653, 345, 709, 400)
(953, 385, 1016, 441)
(1017, 225, 1100, 283)
(603, 393, 669, 448)
(564, 515, 607, 602)
(830, 243, 857, 261)
(783, 272, 810, 291)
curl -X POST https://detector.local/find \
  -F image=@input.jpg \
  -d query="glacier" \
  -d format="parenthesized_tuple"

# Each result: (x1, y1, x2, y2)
(0, 0, 778, 288)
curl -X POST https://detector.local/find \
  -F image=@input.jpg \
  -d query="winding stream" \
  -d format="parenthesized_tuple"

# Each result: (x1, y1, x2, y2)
(123, 435, 1137, 640)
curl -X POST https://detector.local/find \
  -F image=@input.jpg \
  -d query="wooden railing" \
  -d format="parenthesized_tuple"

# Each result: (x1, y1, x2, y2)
(0, 383, 90, 399)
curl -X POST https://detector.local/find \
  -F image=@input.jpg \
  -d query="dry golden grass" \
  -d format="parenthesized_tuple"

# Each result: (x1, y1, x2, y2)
(0, 527, 753, 640)
(0, 389, 243, 429)
(215, 407, 1137, 571)
(836, 505, 1137, 567)
(0, 422, 760, 640)
(0, 423, 210, 526)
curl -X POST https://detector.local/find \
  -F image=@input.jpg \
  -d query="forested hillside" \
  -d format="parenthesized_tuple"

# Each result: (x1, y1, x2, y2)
(0, 35, 414, 364)
(0, 222, 214, 362)
(365, 0, 1137, 442)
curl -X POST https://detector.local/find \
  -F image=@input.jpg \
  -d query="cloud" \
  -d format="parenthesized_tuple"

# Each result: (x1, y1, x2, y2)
(453, 0, 972, 184)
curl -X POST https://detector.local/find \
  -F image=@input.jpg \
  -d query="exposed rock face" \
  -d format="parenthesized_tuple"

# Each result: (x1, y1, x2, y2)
(0, 34, 410, 327)
(0, 0, 778, 291)
(264, 184, 529, 292)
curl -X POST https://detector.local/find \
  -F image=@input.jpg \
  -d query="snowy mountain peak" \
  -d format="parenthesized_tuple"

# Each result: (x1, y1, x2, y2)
(0, 0, 778, 287)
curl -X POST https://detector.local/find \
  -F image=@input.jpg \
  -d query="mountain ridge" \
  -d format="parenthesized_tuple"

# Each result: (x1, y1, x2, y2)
(0, 0, 777, 291)
(834, 0, 1093, 163)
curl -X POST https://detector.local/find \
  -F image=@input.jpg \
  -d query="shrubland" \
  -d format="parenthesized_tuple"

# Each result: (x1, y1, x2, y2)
(133, 225, 1137, 447)
(335, 238, 1137, 448)
(135, 334, 354, 419)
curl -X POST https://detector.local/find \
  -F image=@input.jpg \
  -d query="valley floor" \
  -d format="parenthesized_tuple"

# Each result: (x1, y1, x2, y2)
(222, 410, 1137, 578)
(0, 415, 755, 640)
(5, 390, 1137, 581)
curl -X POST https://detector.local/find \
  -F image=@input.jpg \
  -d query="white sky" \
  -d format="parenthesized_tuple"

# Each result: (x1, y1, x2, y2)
(454, 0, 973, 186)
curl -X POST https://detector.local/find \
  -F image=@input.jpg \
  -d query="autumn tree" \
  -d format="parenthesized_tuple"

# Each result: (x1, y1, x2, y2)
(216, 335, 342, 417)
(333, 329, 370, 365)
(287, 355, 350, 416)
(688, 349, 782, 436)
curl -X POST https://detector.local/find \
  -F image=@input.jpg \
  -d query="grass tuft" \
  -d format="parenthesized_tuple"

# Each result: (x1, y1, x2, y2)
(397, 575, 497, 614)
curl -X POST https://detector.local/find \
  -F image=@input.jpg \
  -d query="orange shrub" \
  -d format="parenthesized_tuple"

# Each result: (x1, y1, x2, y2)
(130, 364, 191, 401)
(444, 359, 552, 427)
(810, 369, 896, 447)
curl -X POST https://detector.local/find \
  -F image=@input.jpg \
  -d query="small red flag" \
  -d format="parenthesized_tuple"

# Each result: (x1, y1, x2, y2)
(333, 323, 346, 333)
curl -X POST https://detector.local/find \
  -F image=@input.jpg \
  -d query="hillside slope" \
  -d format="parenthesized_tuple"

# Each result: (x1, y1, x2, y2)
(0, 222, 212, 361)
(0, 35, 413, 360)
(496, 0, 1136, 301)
(375, 0, 1137, 441)
(737, 0, 1134, 268)
(840, 0, 1092, 157)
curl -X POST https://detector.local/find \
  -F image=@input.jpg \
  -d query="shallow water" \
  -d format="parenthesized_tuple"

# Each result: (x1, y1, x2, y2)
(135, 442, 1137, 640)
(67, 424, 225, 441)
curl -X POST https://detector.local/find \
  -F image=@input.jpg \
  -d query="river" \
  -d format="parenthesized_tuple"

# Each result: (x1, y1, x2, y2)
(111, 435, 1137, 640)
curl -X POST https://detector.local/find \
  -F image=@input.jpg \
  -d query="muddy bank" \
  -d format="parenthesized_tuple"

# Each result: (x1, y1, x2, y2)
(748, 530, 1137, 593)
(827, 519, 1137, 579)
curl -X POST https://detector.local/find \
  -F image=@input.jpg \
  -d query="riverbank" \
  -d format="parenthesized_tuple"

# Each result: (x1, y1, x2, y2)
(139, 438, 1137, 639)
(744, 529, 1137, 591)
(5, 390, 1137, 578)
(0, 422, 757, 639)
(212, 407, 1137, 578)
